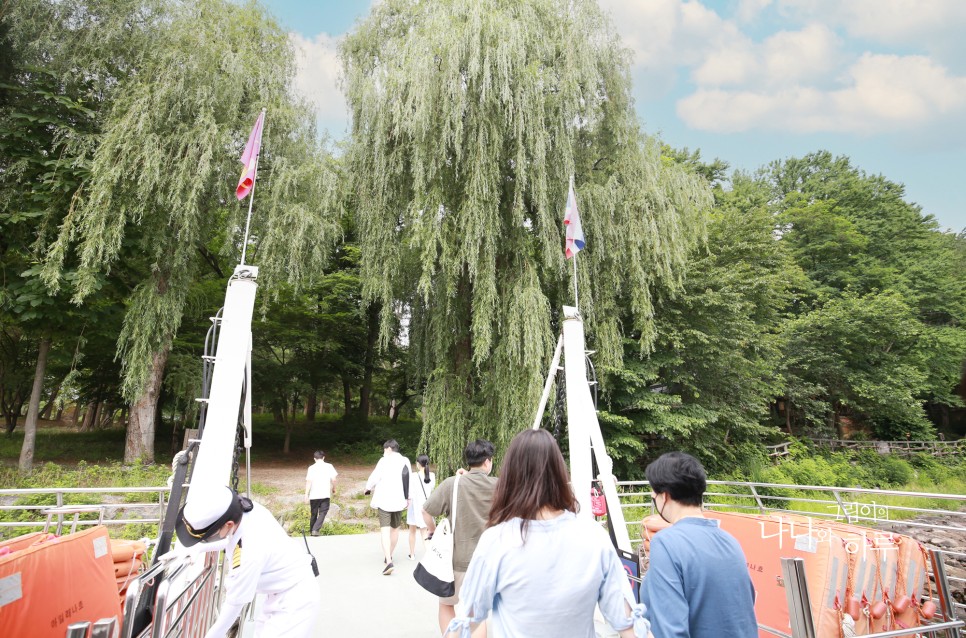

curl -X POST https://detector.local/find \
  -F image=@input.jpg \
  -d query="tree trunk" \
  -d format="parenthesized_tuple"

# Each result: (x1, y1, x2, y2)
(785, 398, 793, 436)
(359, 304, 381, 424)
(70, 402, 81, 426)
(283, 425, 292, 454)
(125, 346, 170, 464)
(19, 337, 51, 472)
(342, 376, 352, 418)
(39, 382, 61, 420)
(305, 388, 317, 422)
(80, 401, 97, 432)
(390, 394, 412, 424)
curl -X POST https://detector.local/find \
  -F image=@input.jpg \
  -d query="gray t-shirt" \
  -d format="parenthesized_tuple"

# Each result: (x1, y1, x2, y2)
(423, 469, 498, 572)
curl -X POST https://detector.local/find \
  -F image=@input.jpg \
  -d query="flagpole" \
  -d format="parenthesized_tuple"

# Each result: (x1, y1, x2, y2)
(240, 107, 266, 266)
(573, 254, 579, 311)
(570, 174, 579, 311)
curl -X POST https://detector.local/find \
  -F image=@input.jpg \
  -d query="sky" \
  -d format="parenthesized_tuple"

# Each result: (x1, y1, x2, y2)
(263, 0, 966, 232)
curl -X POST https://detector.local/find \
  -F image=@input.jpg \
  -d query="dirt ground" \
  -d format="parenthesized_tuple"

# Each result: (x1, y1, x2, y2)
(248, 456, 383, 531)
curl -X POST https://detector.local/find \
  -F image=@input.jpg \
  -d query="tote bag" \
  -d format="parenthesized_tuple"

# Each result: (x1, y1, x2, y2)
(413, 474, 459, 597)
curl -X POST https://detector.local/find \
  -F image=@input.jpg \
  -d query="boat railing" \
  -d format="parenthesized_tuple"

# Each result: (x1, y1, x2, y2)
(119, 551, 222, 638)
(0, 486, 171, 537)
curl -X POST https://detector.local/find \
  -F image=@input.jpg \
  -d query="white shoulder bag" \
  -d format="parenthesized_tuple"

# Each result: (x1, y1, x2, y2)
(412, 474, 459, 597)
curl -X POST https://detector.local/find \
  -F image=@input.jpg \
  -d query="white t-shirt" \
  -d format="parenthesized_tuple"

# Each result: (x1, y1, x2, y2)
(305, 461, 338, 499)
(365, 451, 412, 512)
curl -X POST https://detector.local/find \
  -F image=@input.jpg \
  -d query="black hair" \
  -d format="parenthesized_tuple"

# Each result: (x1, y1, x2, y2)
(464, 439, 495, 467)
(314, 450, 325, 460)
(488, 429, 577, 541)
(228, 494, 254, 525)
(417, 454, 431, 483)
(645, 452, 707, 507)
(383, 439, 399, 452)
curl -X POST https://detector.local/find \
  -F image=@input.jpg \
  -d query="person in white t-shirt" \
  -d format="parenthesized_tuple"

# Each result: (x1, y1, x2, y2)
(364, 439, 411, 575)
(175, 484, 318, 638)
(304, 450, 338, 536)
(407, 454, 436, 560)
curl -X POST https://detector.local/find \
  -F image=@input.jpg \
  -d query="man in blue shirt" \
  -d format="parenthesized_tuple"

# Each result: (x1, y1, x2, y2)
(641, 452, 758, 638)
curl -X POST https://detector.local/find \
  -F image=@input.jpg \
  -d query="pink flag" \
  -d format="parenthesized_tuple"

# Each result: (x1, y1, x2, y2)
(564, 181, 585, 259)
(236, 111, 265, 200)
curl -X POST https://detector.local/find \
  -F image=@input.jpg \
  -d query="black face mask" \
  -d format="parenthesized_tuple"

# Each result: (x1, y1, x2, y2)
(652, 494, 671, 525)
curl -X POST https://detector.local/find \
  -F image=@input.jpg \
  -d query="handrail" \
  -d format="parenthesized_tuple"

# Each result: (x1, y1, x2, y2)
(0, 485, 171, 535)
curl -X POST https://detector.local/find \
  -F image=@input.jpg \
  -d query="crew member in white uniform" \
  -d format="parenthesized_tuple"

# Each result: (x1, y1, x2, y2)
(175, 484, 318, 638)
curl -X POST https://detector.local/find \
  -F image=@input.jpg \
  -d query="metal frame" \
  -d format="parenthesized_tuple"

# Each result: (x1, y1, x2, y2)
(776, 556, 963, 638)
(0, 486, 170, 535)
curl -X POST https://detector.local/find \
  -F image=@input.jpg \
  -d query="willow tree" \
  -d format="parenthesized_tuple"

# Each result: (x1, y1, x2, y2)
(41, 0, 339, 462)
(342, 0, 711, 472)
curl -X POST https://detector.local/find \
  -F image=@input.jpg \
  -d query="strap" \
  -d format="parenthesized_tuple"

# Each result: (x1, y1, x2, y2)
(419, 476, 428, 499)
(451, 474, 461, 534)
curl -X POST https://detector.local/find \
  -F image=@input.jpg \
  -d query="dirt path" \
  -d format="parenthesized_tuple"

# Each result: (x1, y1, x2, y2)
(248, 456, 381, 532)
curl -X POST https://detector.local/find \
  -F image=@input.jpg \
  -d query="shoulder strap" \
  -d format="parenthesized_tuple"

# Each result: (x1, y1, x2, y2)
(418, 476, 427, 499)
(451, 474, 460, 533)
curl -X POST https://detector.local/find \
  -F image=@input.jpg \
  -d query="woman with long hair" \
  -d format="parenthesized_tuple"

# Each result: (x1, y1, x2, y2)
(445, 429, 648, 638)
(407, 454, 436, 560)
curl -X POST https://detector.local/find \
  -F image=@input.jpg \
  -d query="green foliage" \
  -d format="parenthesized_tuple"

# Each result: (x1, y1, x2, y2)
(769, 152, 966, 439)
(782, 291, 934, 439)
(343, 0, 710, 473)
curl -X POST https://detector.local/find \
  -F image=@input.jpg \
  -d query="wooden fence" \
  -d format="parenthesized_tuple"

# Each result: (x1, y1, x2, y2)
(765, 439, 964, 459)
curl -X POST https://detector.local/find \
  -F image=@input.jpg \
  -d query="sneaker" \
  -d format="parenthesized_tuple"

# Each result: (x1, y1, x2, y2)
(382, 562, 394, 575)
(310, 531, 319, 537)
(408, 554, 416, 561)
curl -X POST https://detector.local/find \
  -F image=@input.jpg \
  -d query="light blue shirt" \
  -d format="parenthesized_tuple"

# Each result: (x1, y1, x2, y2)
(447, 510, 649, 638)
(642, 517, 758, 638)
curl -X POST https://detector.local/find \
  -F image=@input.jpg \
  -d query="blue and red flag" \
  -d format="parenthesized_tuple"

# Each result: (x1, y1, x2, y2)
(236, 110, 265, 200)
(564, 180, 585, 259)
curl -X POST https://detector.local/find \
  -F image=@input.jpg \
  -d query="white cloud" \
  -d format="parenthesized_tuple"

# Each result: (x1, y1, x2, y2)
(598, 0, 748, 95)
(736, 0, 773, 22)
(691, 23, 839, 88)
(778, 0, 966, 44)
(678, 54, 966, 134)
(289, 32, 349, 135)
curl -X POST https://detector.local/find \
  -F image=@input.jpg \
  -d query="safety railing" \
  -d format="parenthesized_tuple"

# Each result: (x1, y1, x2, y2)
(0, 486, 170, 537)
(616, 479, 966, 624)
(120, 551, 222, 638)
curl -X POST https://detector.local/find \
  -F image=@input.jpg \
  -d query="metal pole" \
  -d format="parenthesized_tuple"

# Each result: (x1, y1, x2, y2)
(781, 557, 816, 638)
(930, 550, 962, 638)
(532, 335, 564, 429)
(573, 255, 579, 311)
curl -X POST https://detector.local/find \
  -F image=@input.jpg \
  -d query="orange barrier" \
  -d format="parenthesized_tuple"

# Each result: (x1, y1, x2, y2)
(0, 526, 122, 638)
(640, 511, 929, 638)
(0, 532, 48, 555)
(110, 539, 147, 604)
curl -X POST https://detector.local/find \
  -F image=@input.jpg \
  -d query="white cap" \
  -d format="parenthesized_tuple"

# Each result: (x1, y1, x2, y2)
(176, 483, 238, 546)
(183, 484, 234, 528)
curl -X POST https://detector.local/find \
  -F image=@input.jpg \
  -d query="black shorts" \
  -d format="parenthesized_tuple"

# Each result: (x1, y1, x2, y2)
(377, 508, 404, 528)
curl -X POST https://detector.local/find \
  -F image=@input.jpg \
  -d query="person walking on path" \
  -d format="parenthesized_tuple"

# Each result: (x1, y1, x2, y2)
(304, 449, 338, 536)
(174, 484, 318, 638)
(422, 439, 497, 636)
(365, 439, 411, 575)
(445, 429, 648, 638)
(641, 451, 758, 638)
(407, 454, 436, 560)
